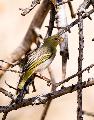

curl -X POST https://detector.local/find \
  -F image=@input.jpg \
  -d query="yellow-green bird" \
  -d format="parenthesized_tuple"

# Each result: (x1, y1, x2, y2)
(16, 33, 64, 101)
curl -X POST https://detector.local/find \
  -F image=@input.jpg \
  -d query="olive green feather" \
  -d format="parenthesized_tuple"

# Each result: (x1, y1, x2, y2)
(17, 34, 64, 94)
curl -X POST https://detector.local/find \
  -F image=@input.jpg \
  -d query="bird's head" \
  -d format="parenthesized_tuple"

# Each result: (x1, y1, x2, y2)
(45, 34, 64, 47)
(53, 34, 64, 43)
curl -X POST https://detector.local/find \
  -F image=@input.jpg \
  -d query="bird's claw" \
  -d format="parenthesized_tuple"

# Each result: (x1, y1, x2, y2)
(16, 87, 28, 103)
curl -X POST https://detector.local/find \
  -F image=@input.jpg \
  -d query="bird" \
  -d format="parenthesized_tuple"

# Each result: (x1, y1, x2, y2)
(16, 30, 64, 102)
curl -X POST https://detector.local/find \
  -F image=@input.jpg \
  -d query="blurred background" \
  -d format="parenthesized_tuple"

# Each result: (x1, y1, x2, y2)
(0, 0, 94, 120)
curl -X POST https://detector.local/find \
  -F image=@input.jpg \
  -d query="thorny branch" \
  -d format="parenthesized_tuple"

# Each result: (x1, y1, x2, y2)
(19, 0, 40, 16)
(55, 63, 94, 87)
(19, 0, 74, 17)
(0, 79, 94, 113)
(45, 8, 94, 34)
(77, 11, 84, 120)
(0, 68, 21, 74)
(78, 0, 90, 12)
(82, 110, 94, 117)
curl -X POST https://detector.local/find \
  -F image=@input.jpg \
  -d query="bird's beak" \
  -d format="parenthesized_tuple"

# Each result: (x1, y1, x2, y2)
(58, 37, 64, 44)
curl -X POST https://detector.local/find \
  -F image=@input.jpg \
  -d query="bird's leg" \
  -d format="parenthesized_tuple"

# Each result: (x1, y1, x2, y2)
(31, 74, 36, 92)
(16, 74, 36, 103)
(31, 79, 36, 92)
(25, 74, 36, 92)
(16, 87, 27, 103)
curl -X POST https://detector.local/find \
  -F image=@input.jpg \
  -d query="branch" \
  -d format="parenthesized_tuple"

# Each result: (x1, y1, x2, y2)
(19, 0, 40, 16)
(55, 63, 94, 87)
(45, 8, 94, 33)
(40, 99, 52, 120)
(0, 68, 21, 74)
(78, 0, 91, 12)
(82, 110, 94, 117)
(0, 79, 94, 113)
(0, 88, 14, 101)
(35, 74, 51, 86)
(68, 0, 75, 18)
(77, 11, 84, 120)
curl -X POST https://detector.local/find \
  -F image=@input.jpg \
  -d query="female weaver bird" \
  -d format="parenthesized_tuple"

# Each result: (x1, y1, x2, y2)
(16, 31, 64, 102)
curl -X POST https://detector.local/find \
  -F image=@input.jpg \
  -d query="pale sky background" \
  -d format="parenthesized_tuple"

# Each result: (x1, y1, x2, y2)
(0, 0, 94, 120)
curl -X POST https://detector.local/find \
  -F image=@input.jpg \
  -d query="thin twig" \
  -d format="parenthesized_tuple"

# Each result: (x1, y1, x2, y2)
(35, 74, 51, 86)
(19, 0, 41, 16)
(0, 60, 14, 66)
(82, 110, 94, 117)
(2, 113, 8, 120)
(78, 0, 91, 12)
(68, 0, 76, 18)
(40, 99, 52, 120)
(55, 63, 94, 87)
(0, 68, 21, 74)
(5, 81, 17, 91)
(0, 88, 14, 101)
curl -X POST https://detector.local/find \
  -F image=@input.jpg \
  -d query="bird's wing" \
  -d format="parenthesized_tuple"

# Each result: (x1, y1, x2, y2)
(22, 46, 52, 72)
(17, 47, 53, 90)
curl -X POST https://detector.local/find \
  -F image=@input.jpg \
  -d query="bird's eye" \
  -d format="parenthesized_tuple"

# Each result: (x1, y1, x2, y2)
(54, 38, 58, 40)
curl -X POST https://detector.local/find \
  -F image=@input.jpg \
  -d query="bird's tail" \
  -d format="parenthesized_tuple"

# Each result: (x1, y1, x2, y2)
(16, 74, 36, 102)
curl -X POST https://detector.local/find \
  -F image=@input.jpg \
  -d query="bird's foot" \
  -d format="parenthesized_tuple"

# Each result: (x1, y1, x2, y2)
(16, 88, 28, 103)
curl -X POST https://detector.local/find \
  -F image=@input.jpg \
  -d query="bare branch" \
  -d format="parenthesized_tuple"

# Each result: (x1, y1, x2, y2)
(82, 110, 94, 117)
(19, 0, 40, 16)
(35, 74, 51, 86)
(40, 99, 52, 120)
(78, 0, 91, 12)
(2, 113, 7, 120)
(55, 63, 94, 87)
(45, 8, 94, 33)
(77, 11, 84, 120)
(0, 79, 94, 113)
(68, 0, 75, 18)
(0, 88, 14, 101)
(0, 68, 21, 74)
